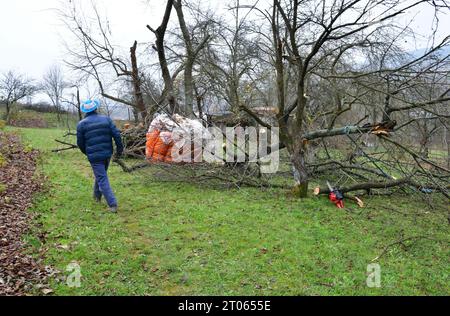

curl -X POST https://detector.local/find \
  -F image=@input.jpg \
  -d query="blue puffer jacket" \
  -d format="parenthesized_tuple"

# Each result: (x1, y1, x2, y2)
(76, 112, 124, 163)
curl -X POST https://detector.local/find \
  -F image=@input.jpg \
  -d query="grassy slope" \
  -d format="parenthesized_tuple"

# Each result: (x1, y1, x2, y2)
(9, 127, 449, 296)
(1, 107, 79, 130)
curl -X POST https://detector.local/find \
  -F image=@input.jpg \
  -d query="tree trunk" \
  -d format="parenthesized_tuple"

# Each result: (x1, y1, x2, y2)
(290, 139, 309, 198)
(147, 0, 177, 114)
(56, 103, 62, 123)
(5, 102, 11, 124)
(174, 0, 195, 118)
(184, 59, 195, 117)
(133, 107, 139, 124)
(419, 124, 430, 159)
(76, 88, 82, 121)
(195, 86, 205, 126)
(447, 126, 450, 169)
(130, 41, 147, 122)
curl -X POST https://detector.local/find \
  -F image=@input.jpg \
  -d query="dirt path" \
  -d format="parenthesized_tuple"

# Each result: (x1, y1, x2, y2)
(0, 131, 52, 295)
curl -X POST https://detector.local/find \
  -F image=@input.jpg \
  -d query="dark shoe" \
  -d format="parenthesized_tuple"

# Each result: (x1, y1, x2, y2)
(109, 207, 118, 214)
(94, 196, 102, 203)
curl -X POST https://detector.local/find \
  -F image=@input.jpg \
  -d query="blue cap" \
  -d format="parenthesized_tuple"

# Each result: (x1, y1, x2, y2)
(81, 99, 100, 113)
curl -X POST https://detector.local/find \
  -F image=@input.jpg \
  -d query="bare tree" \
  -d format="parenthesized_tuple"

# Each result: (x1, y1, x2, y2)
(147, 0, 181, 114)
(232, 0, 450, 197)
(172, 0, 212, 117)
(200, 0, 265, 117)
(61, 1, 149, 122)
(62, 84, 83, 121)
(42, 65, 67, 122)
(0, 71, 35, 124)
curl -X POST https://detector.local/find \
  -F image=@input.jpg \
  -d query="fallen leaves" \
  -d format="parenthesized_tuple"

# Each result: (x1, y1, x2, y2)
(0, 132, 53, 296)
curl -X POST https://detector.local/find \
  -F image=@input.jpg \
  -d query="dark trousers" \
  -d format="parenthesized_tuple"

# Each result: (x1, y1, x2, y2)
(90, 159, 118, 207)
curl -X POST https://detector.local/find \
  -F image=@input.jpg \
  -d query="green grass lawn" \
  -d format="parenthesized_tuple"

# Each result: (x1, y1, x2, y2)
(8, 127, 450, 296)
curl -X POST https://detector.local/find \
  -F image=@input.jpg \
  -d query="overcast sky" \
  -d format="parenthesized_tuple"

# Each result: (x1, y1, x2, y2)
(0, 0, 448, 86)
(0, 0, 163, 78)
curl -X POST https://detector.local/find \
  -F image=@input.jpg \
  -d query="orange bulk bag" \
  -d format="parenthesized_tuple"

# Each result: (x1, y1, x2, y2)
(164, 143, 175, 163)
(146, 130, 160, 159)
(152, 137, 171, 162)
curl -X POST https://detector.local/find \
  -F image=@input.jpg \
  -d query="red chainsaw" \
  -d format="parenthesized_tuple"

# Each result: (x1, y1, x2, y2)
(327, 181, 345, 209)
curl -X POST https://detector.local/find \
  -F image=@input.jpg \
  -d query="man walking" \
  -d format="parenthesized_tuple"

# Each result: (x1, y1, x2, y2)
(76, 99, 123, 213)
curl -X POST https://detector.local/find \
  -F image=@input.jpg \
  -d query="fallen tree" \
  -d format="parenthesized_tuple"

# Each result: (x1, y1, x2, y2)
(57, 0, 450, 202)
(317, 177, 450, 198)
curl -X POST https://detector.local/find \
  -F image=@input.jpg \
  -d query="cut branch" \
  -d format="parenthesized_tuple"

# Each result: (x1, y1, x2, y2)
(318, 178, 450, 196)
(52, 140, 78, 153)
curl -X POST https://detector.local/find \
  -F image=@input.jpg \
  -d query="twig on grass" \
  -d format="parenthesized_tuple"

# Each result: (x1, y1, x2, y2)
(371, 235, 443, 262)
(52, 140, 78, 153)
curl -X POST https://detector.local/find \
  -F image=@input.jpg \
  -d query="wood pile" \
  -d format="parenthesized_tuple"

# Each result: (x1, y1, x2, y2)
(121, 123, 147, 158)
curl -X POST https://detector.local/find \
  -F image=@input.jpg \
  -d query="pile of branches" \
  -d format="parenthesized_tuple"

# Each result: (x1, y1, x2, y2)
(52, 125, 147, 158)
(0, 132, 54, 295)
(121, 124, 147, 158)
(309, 130, 450, 200)
(52, 118, 449, 200)
(134, 160, 275, 189)
(111, 119, 450, 198)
